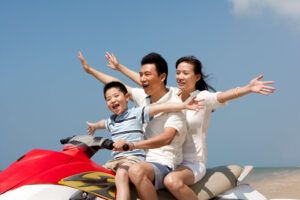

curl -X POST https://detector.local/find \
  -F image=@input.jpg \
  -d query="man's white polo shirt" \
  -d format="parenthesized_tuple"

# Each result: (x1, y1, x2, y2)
(131, 87, 187, 169)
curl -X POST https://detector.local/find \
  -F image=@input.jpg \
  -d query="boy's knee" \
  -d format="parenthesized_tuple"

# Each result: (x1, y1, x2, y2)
(116, 168, 129, 179)
(128, 164, 145, 184)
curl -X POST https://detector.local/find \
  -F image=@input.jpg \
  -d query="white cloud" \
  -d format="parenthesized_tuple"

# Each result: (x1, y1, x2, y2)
(228, 0, 300, 31)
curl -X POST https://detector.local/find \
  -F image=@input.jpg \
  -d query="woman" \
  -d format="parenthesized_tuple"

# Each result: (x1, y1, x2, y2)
(104, 53, 275, 200)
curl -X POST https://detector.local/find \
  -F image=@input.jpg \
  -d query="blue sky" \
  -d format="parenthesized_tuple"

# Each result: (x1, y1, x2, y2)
(1, 0, 299, 170)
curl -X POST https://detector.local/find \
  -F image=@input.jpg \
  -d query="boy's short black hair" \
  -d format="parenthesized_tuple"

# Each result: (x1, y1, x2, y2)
(141, 52, 168, 85)
(103, 81, 128, 99)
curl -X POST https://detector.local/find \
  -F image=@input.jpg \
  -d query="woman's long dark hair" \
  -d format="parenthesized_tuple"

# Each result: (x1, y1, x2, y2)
(176, 56, 216, 92)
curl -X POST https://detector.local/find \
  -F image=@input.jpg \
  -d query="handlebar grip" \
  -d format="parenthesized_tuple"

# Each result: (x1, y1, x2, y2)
(102, 139, 114, 150)
(123, 144, 129, 151)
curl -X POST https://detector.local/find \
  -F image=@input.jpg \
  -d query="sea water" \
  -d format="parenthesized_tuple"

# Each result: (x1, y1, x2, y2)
(244, 166, 300, 183)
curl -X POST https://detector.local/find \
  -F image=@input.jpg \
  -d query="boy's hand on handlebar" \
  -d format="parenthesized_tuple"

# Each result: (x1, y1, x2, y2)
(113, 139, 132, 151)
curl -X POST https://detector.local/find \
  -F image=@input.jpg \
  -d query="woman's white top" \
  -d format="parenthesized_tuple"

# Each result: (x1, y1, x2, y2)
(171, 87, 227, 164)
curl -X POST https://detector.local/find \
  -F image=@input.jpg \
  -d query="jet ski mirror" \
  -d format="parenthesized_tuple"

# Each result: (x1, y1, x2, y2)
(60, 136, 74, 145)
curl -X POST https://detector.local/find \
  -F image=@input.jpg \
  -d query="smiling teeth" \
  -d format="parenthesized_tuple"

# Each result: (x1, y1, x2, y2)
(112, 104, 119, 109)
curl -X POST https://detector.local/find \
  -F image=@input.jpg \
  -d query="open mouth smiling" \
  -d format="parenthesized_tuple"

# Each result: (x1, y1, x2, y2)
(177, 81, 185, 86)
(142, 84, 149, 89)
(112, 104, 120, 110)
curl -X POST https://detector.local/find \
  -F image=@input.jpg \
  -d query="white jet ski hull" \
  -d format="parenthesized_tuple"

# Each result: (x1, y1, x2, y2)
(215, 184, 267, 200)
(0, 184, 105, 200)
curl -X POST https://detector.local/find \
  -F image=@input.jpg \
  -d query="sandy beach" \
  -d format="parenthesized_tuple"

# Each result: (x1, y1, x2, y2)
(250, 172, 300, 199)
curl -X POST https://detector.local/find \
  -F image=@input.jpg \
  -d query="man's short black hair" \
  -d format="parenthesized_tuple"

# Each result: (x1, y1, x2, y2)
(141, 52, 168, 85)
(103, 81, 128, 99)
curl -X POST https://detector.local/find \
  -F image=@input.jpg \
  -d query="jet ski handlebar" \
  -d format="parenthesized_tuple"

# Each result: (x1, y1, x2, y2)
(60, 135, 129, 151)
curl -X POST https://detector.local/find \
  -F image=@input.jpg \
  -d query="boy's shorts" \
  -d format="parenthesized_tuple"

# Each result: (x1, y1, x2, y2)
(104, 155, 144, 172)
(149, 162, 172, 190)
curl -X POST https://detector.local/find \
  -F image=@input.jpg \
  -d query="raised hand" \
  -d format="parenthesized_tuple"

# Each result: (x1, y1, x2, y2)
(105, 52, 120, 71)
(248, 75, 275, 95)
(86, 121, 96, 136)
(78, 52, 93, 74)
(185, 96, 205, 111)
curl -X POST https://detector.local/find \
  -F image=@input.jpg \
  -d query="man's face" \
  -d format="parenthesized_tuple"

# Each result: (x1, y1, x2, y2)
(105, 87, 129, 115)
(139, 64, 164, 95)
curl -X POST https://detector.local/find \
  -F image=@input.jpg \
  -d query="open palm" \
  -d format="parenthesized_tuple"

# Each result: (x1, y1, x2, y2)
(105, 52, 120, 70)
(185, 96, 205, 111)
(248, 75, 275, 95)
(86, 121, 96, 136)
(78, 52, 92, 74)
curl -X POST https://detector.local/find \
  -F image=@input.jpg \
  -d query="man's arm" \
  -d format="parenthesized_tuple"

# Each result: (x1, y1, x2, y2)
(78, 51, 133, 94)
(105, 52, 141, 86)
(113, 127, 177, 150)
(217, 75, 275, 103)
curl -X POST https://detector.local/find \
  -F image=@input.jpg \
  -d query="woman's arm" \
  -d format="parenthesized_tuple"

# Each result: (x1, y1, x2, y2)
(86, 120, 106, 136)
(105, 52, 141, 86)
(148, 96, 205, 117)
(217, 75, 275, 103)
(78, 52, 133, 94)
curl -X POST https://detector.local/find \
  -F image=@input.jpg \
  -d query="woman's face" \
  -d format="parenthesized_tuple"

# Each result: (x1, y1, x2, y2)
(176, 62, 201, 93)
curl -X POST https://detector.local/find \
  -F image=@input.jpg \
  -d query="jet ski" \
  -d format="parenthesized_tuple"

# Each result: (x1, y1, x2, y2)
(0, 135, 273, 200)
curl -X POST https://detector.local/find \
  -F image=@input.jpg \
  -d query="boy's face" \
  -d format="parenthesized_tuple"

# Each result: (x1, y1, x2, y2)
(105, 87, 129, 115)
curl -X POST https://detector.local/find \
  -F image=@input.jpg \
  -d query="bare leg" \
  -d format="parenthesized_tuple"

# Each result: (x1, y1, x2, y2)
(115, 164, 131, 200)
(128, 162, 157, 200)
(164, 165, 198, 200)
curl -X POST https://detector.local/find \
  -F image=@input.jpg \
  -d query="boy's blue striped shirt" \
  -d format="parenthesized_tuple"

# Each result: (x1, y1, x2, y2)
(106, 106, 151, 160)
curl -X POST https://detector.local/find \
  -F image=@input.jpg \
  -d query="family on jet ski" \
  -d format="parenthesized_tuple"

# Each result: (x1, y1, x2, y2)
(85, 81, 204, 199)
(78, 51, 275, 200)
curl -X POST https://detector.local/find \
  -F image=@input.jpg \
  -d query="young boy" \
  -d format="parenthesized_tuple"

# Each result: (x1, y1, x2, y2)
(86, 81, 203, 200)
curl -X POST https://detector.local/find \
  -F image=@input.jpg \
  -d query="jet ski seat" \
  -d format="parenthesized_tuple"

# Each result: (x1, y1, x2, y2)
(130, 165, 243, 200)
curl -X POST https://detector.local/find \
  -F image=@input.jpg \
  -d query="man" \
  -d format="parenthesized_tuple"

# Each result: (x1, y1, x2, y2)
(79, 52, 186, 200)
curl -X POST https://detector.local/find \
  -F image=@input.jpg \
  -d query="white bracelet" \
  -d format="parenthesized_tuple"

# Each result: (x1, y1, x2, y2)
(234, 87, 240, 97)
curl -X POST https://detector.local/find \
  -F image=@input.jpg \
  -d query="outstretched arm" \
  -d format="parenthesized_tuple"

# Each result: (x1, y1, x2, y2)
(78, 52, 133, 93)
(86, 120, 106, 136)
(105, 52, 141, 86)
(148, 96, 205, 117)
(217, 75, 275, 103)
